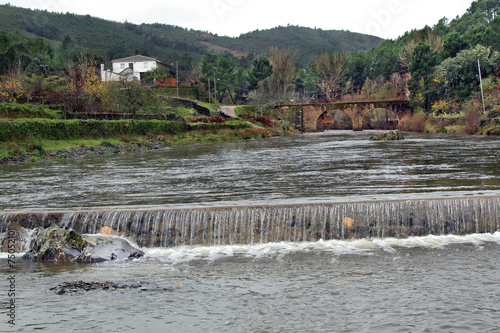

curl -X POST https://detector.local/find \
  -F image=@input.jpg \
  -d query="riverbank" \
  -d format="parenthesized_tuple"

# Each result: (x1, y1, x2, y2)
(0, 126, 294, 165)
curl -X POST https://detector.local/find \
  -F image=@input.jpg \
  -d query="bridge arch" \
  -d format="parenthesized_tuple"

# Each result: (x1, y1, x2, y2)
(362, 108, 399, 130)
(317, 109, 352, 131)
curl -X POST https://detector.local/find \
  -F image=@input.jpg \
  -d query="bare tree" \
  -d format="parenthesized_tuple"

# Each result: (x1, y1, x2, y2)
(268, 46, 296, 98)
(314, 49, 347, 100)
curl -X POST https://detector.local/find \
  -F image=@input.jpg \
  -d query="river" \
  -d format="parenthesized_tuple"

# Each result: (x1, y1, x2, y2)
(1, 130, 500, 332)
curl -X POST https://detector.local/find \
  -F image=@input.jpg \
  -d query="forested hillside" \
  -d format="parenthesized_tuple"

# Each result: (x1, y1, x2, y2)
(0, 4, 383, 71)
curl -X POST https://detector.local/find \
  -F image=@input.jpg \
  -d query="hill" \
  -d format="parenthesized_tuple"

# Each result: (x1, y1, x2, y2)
(0, 4, 384, 69)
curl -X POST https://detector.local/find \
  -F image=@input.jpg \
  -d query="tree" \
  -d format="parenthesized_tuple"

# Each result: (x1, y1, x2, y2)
(60, 34, 73, 64)
(360, 77, 376, 99)
(464, 23, 493, 47)
(248, 47, 297, 111)
(143, 66, 172, 84)
(65, 53, 112, 112)
(214, 54, 236, 103)
(408, 43, 439, 110)
(0, 66, 30, 103)
(441, 31, 468, 60)
(248, 55, 272, 91)
(268, 46, 296, 99)
(345, 51, 369, 93)
(201, 52, 218, 82)
(436, 44, 500, 101)
(398, 29, 442, 72)
(368, 40, 402, 78)
(0, 41, 34, 74)
(115, 78, 158, 119)
(468, 0, 500, 24)
(433, 17, 450, 36)
(313, 49, 347, 100)
(233, 67, 248, 104)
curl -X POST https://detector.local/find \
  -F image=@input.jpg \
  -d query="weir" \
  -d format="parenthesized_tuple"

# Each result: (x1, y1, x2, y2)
(1, 196, 499, 251)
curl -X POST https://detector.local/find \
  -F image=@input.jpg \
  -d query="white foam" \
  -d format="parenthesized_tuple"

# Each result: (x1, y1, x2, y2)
(143, 232, 500, 264)
(2, 233, 498, 262)
(0, 252, 25, 259)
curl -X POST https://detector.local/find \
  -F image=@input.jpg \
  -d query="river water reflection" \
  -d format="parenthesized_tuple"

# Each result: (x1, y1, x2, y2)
(1, 131, 499, 211)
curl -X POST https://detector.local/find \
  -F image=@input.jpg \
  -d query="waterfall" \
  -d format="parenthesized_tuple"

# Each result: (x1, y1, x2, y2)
(1, 196, 499, 249)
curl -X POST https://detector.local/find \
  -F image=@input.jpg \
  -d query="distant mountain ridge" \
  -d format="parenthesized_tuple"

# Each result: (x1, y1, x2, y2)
(0, 4, 384, 68)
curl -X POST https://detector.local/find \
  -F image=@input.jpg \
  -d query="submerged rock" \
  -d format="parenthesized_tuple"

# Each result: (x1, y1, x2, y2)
(50, 281, 177, 295)
(23, 226, 144, 262)
(369, 130, 405, 141)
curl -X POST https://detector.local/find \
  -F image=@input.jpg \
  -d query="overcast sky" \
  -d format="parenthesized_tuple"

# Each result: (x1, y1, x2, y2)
(2, 0, 473, 39)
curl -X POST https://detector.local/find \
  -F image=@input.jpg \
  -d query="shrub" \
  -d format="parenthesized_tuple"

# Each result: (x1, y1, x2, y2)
(186, 116, 226, 123)
(487, 107, 500, 119)
(458, 98, 486, 135)
(0, 119, 187, 141)
(239, 114, 273, 127)
(398, 112, 427, 132)
(187, 120, 250, 131)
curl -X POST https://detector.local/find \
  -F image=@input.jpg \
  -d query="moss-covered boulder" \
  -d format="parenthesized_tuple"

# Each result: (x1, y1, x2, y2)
(23, 226, 144, 262)
(369, 130, 405, 141)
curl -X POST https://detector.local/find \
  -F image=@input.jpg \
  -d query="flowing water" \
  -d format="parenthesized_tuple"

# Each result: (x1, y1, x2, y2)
(1, 131, 500, 332)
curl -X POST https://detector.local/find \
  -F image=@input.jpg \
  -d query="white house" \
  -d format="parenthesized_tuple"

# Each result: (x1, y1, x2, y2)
(101, 55, 175, 82)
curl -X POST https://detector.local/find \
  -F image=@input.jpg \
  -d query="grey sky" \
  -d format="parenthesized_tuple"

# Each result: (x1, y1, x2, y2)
(1, 0, 473, 39)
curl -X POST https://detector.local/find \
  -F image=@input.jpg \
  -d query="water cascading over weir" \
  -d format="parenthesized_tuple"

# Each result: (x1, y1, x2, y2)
(1, 196, 499, 252)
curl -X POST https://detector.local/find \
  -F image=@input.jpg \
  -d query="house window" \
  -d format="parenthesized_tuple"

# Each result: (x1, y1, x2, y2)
(120, 63, 125, 69)
(129, 63, 133, 69)
(143, 62, 149, 68)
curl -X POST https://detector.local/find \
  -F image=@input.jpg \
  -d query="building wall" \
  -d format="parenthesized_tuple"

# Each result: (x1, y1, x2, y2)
(102, 60, 158, 81)
(113, 61, 157, 74)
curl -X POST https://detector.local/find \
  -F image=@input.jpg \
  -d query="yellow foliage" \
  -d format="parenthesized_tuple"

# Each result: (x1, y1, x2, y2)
(69, 55, 113, 111)
(0, 74, 29, 103)
(432, 100, 448, 113)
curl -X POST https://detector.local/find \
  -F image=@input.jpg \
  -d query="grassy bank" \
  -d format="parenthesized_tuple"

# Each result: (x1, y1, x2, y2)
(0, 117, 292, 163)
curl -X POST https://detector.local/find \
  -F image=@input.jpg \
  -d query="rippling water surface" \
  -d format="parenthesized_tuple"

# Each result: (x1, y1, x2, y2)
(1, 131, 500, 332)
(1, 131, 499, 210)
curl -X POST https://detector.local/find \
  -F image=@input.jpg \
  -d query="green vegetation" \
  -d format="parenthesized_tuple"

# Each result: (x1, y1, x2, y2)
(1, 0, 500, 162)
(0, 119, 187, 141)
(0, 103, 62, 119)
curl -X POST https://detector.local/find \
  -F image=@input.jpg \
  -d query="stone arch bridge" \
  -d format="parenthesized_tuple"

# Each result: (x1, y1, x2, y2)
(276, 100, 412, 132)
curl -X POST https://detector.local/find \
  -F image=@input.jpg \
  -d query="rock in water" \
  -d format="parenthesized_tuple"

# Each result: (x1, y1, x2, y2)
(369, 130, 404, 141)
(81, 235, 144, 261)
(23, 226, 144, 262)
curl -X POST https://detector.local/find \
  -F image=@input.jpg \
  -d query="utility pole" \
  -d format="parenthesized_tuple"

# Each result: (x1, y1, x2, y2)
(478, 59, 486, 114)
(214, 78, 217, 105)
(176, 61, 179, 98)
(208, 79, 211, 111)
